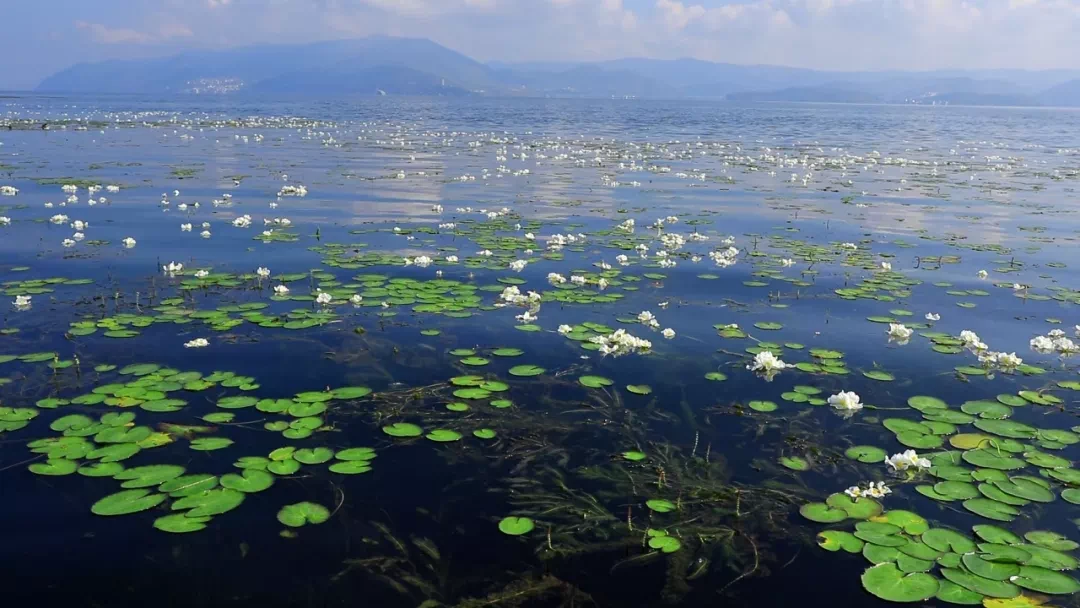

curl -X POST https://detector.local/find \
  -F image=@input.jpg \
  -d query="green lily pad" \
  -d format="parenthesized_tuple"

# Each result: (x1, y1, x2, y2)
(383, 422, 423, 437)
(277, 502, 330, 527)
(646, 499, 677, 513)
(498, 516, 535, 536)
(219, 469, 274, 493)
(846, 445, 887, 463)
(153, 513, 210, 533)
(425, 429, 462, 442)
(91, 489, 166, 516)
(579, 375, 614, 388)
(861, 563, 939, 602)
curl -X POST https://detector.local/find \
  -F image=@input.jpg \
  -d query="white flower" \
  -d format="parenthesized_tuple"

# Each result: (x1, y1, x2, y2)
(959, 330, 982, 348)
(885, 450, 932, 472)
(888, 323, 913, 340)
(445, 255, 458, 263)
(844, 486, 862, 499)
(1075, 324, 1080, 337)
(1030, 335, 1055, 352)
(557, 324, 573, 334)
(184, 338, 209, 348)
(547, 272, 566, 284)
(315, 291, 332, 305)
(1054, 337, 1079, 354)
(232, 215, 252, 228)
(880, 261, 892, 271)
(202, 222, 211, 229)
(0, 216, 10, 226)
(977, 270, 988, 279)
(615, 254, 629, 266)
(62, 238, 76, 248)
(509, 259, 527, 272)
(256, 267, 270, 278)
(181, 223, 192, 232)
(638, 311, 660, 329)
(570, 275, 586, 286)
(439, 222, 456, 230)
(864, 481, 892, 499)
(661, 328, 675, 339)
(780, 258, 794, 267)
(477, 249, 493, 257)
(72, 232, 85, 241)
(515, 310, 537, 323)
(589, 329, 652, 357)
(840, 242, 857, 250)
(350, 294, 363, 305)
(1049, 329, 1065, 338)
(49, 214, 69, 224)
(925, 313, 940, 321)
(0, 185, 19, 196)
(828, 391, 863, 413)
(597, 278, 609, 290)
(1013, 283, 1025, 291)
(412, 255, 432, 268)
(996, 352, 1023, 368)
(200, 230, 211, 238)
(431, 204, 443, 213)
(71, 220, 87, 231)
(194, 270, 209, 278)
(13, 295, 31, 310)
(747, 350, 789, 374)
(274, 285, 290, 296)
(106, 185, 120, 193)
(117, 237, 135, 249)
(61, 184, 78, 194)
(524, 232, 535, 240)
(163, 262, 183, 275)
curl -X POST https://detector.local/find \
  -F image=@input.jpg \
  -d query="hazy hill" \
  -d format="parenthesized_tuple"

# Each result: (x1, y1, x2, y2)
(36, 37, 1080, 106)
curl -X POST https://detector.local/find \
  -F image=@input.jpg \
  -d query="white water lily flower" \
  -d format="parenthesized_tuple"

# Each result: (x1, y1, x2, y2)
(439, 222, 456, 230)
(315, 291, 332, 305)
(547, 273, 566, 285)
(780, 258, 794, 267)
(1030, 335, 1055, 352)
(1049, 329, 1065, 338)
(106, 185, 120, 193)
(1013, 283, 1025, 291)
(181, 223, 192, 232)
(844, 486, 862, 499)
(71, 220, 87, 231)
(864, 481, 892, 499)
(163, 262, 183, 275)
(570, 275, 586, 286)
(888, 323, 913, 340)
(256, 267, 270, 278)
(996, 352, 1023, 368)
(13, 295, 31, 310)
(232, 215, 252, 228)
(557, 324, 573, 334)
(747, 350, 788, 374)
(880, 261, 892, 271)
(885, 450, 932, 472)
(62, 238, 76, 248)
(0, 185, 18, 196)
(350, 294, 363, 305)
(959, 330, 981, 347)
(637, 311, 660, 329)
(50, 214, 69, 224)
(477, 250, 493, 257)
(202, 222, 211, 229)
(828, 391, 862, 413)
(184, 338, 209, 348)
(194, 270, 209, 279)
(273, 285, 290, 296)
(977, 270, 988, 279)
(925, 313, 940, 321)
(445, 255, 458, 263)
(200, 230, 211, 238)
(1054, 337, 1079, 354)
(0, 217, 10, 226)
(1075, 325, 1080, 337)
(509, 260, 527, 272)
(615, 254, 629, 266)
(413, 256, 432, 268)
(589, 329, 652, 357)
(72, 232, 85, 241)
(597, 278, 609, 290)
(840, 242, 857, 250)
(121, 237, 136, 248)
(524, 232, 535, 240)
(661, 328, 675, 339)
(515, 310, 537, 323)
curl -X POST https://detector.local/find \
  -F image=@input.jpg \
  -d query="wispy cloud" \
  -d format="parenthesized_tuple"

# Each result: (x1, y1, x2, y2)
(74, 20, 193, 45)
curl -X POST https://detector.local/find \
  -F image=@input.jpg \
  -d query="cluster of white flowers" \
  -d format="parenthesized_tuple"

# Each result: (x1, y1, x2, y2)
(615, 254, 629, 266)
(184, 338, 209, 348)
(515, 309, 537, 323)
(181, 223, 192, 232)
(62, 238, 76, 248)
(547, 272, 567, 285)
(49, 214, 69, 224)
(885, 450, 932, 472)
(747, 350, 789, 378)
(71, 220, 87, 231)
(617, 219, 635, 233)
(709, 247, 740, 268)
(404, 255, 432, 268)
(509, 259, 527, 272)
(660, 233, 686, 251)
(61, 184, 78, 194)
(597, 277, 609, 290)
(638, 311, 660, 329)
(828, 391, 862, 415)
(232, 215, 253, 228)
(350, 294, 363, 305)
(780, 258, 795, 267)
(925, 313, 940, 322)
(839, 242, 858, 250)
(315, 291, 333, 305)
(439, 222, 456, 230)
(0, 185, 18, 196)
(887, 323, 913, 343)
(163, 262, 184, 275)
(1031, 329, 1079, 354)
(589, 329, 652, 357)
(106, 185, 120, 193)
(444, 255, 459, 263)
(277, 184, 307, 197)
(498, 285, 541, 307)
(265, 217, 292, 227)
(845, 481, 891, 500)
(274, 285, 290, 296)
(431, 204, 443, 213)
(477, 249, 493, 257)
(194, 270, 209, 279)
(570, 275, 586, 286)
(687, 232, 708, 242)
(256, 267, 271, 278)
(122, 237, 136, 248)
(12, 295, 31, 310)
(0, 216, 10, 226)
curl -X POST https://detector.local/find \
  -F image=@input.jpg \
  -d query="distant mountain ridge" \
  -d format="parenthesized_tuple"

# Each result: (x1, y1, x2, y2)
(36, 37, 1080, 107)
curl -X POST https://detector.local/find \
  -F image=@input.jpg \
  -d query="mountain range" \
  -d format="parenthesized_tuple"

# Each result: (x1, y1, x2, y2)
(36, 37, 1080, 107)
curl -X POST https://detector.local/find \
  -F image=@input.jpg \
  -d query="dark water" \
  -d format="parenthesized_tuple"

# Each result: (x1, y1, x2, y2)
(2, 94, 1080, 607)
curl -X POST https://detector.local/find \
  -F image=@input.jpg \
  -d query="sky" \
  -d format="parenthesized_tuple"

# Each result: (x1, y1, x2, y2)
(3, 0, 1080, 90)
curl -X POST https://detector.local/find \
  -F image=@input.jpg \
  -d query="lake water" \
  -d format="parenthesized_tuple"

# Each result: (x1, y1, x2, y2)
(2, 95, 1080, 607)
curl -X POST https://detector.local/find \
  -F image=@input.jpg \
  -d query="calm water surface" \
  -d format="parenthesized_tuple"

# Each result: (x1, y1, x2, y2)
(2, 95, 1080, 607)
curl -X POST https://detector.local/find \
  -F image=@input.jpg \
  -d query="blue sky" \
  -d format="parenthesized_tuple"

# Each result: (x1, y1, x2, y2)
(3, 0, 1079, 89)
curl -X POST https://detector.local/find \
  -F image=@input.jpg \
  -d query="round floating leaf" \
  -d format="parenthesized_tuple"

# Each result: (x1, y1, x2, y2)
(491, 348, 523, 357)
(974, 525, 1023, 545)
(277, 502, 330, 527)
(780, 456, 809, 471)
(962, 554, 1020, 581)
(704, 372, 728, 381)
(78, 462, 125, 477)
(335, 448, 376, 461)
(498, 516, 535, 536)
(922, 528, 977, 554)
(158, 474, 218, 497)
(908, 396, 948, 410)
(846, 445, 887, 463)
(331, 386, 371, 399)
(115, 465, 186, 488)
(626, 384, 652, 395)
(941, 567, 1020, 599)
(29, 459, 78, 476)
(875, 510, 929, 535)
(934, 581, 985, 605)
(190, 437, 234, 451)
(622, 451, 647, 461)
(861, 563, 939, 602)
(425, 429, 462, 442)
(219, 469, 274, 493)
(294, 447, 334, 465)
(578, 375, 613, 388)
(800, 502, 847, 523)
(153, 513, 210, 534)
(217, 396, 258, 409)
(1011, 566, 1080, 594)
(648, 535, 682, 553)
(508, 365, 545, 377)
(646, 499, 677, 513)
(328, 460, 373, 475)
(1024, 531, 1079, 552)
(459, 357, 489, 366)
(383, 423, 422, 437)
(748, 400, 777, 412)
(91, 489, 166, 516)
(963, 498, 1019, 522)
(473, 429, 496, 440)
(171, 488, 245, 517)
(817, 530, 865, 553)
(863, 370, 895, 382)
